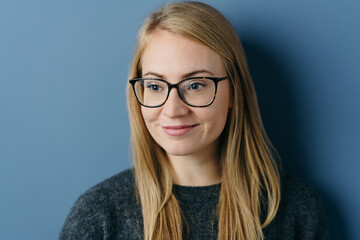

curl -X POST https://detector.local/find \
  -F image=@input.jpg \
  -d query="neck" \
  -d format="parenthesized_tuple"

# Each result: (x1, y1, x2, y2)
(167, 149, 221, 187)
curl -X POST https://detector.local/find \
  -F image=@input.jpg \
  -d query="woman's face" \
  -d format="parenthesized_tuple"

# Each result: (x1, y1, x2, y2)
(140, 29, 231, 159)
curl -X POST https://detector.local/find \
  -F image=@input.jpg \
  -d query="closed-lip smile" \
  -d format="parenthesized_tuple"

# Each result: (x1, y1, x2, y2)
(162, 124, 198, 136)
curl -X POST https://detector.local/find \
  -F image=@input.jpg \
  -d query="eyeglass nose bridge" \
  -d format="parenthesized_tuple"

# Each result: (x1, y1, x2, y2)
(164, 82, 187, 105)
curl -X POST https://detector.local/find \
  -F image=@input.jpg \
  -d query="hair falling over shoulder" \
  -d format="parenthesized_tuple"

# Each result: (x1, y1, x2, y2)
(126, 1, 281, 239)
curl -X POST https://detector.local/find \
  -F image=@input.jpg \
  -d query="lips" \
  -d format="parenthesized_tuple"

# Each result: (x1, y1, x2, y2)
(162, 124, 198, 136)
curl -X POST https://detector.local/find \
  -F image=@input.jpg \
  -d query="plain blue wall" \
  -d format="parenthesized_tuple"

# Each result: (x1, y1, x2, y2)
(1, 0, 359, 239)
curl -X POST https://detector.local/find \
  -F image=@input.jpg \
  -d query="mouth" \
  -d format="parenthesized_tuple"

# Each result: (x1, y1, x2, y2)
(162, 124, 198, 137)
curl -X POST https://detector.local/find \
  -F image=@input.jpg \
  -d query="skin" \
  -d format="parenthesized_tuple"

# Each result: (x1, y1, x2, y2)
(141, 29, 232, 186)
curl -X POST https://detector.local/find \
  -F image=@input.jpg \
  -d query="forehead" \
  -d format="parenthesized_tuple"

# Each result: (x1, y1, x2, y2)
(141, 29, 225, 78)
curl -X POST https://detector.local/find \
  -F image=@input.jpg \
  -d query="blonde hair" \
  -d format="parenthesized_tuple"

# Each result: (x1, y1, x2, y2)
(127, 1, 281, 239)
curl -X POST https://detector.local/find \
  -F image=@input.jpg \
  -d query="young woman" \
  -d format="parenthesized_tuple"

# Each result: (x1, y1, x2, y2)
(60, 2, 329, 239)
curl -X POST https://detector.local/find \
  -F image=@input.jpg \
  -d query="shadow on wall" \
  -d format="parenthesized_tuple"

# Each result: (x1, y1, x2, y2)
(239, 36, 350, 240)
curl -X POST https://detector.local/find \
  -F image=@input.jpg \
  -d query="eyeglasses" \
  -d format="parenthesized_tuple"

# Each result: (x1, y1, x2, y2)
(129, 76, 228, 108)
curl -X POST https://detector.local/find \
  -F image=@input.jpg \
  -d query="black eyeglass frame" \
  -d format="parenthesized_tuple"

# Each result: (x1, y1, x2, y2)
(129, 76, 228, 108)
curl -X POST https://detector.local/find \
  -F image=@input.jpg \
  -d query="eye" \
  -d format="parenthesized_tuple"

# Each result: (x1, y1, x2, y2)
(145, 81, 164, 92)
(148, 84, 161, 91)
(183, 80, 207, 91)
(189, 82, 203, 90)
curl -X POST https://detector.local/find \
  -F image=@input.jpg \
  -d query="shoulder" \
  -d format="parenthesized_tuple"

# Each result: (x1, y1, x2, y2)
(73, 168, 136, 209)
(59, 168, 140, 239)
(263, 173, 329, 240)
(84, 168, 136, 199)
(281, 174, 324, 215)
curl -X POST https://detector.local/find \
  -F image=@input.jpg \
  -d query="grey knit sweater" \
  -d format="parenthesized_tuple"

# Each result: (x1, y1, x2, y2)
(59, 169, 329, 239)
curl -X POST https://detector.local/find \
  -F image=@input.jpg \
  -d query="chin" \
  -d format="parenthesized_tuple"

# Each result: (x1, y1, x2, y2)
(161, 144, 197, 157)
(163, 149, 191, 156)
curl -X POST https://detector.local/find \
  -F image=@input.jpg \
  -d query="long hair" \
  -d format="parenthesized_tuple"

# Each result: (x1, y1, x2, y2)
(127, 1, 281, 239)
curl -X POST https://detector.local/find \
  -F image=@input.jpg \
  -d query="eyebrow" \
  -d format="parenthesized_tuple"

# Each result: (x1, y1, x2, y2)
(142, 69, 215, 79)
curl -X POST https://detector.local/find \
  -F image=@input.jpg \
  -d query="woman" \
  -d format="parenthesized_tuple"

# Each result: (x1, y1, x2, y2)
(60, 1, 329, 239)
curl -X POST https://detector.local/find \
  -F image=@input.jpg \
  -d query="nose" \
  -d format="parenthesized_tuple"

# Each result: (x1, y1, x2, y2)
(162, 88, 189, 118)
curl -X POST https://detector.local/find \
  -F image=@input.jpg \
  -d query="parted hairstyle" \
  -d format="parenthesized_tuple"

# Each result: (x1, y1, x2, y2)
(127, 1, 281, 239)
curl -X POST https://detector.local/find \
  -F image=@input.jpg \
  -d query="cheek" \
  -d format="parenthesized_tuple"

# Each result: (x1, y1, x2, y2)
(141, 107, 153, 123)
(141, 107, 161, 132)
(199, 106, 228, 131)
(205, 101, 230, 132)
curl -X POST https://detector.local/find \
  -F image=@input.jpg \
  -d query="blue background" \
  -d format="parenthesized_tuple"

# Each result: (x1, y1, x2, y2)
(1, 0, 359, 239)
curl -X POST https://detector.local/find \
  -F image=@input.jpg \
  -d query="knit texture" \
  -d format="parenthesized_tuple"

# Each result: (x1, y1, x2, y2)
(59, 169, 329, 240)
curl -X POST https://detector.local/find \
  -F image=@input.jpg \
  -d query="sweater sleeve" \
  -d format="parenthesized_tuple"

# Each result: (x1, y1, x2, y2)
(58, 169, 139, 240)
(263, 174, 330, 240)
(58, 189, 112, 240)
(293, 179, 330, 240)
